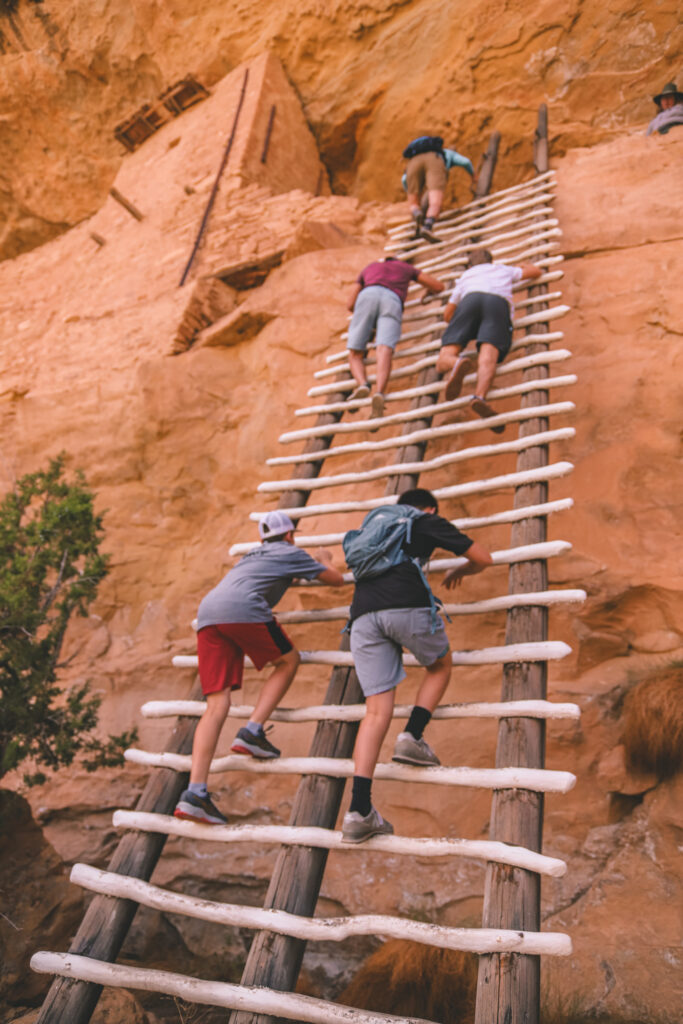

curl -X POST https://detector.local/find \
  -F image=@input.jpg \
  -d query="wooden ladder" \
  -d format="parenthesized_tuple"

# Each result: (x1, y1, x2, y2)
(33, 109, 582, 1024)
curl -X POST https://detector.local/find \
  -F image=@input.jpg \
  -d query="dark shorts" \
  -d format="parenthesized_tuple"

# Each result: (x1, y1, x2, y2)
(441, 292, 513, 363)
(197, 621, 293, 695)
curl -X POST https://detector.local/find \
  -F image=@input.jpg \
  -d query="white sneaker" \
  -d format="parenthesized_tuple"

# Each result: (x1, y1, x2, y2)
(392, 731, 440, 766)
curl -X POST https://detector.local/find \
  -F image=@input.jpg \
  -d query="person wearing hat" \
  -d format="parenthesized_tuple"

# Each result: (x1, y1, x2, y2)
(174, 510, 345, 825)
(646, 81, 683, 136)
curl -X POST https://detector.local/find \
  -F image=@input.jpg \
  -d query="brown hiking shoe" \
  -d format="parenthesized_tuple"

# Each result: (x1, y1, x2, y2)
(444, 353, 475, 402)
(470, 396, 505, 433)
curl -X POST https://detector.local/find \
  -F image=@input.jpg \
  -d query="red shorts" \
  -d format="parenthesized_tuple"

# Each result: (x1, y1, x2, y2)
(196, 621, 294, 695)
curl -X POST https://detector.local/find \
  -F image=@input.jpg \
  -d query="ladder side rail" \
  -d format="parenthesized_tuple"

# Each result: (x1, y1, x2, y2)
(475, 103, 553, 1024)
(229, 359, 441, 1023)
(36, 388, 349, 1024)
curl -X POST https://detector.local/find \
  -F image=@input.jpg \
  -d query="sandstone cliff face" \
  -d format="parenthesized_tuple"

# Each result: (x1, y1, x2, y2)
(0, 20, 682, 1024)
(1, 0, 681, 259)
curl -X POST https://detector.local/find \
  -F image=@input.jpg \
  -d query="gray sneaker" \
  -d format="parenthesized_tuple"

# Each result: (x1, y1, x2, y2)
(348, 383, 371, 402)
(392, 731, 441, 767)
(341, 806, 394, 844)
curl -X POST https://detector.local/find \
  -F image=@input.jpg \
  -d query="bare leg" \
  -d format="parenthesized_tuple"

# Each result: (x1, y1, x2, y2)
(470, 343, 505, 432)
(436, 345, 461, 377)
(250, 648, 300, 726)
(437, 345, 475, 401)
(414, 653, 451, 711)
(426, 189, 444, 220)
(406, 192, 422, 217)
(189, 688, 232, 785)
(353, 689, 396, 778)
(475, 342, 499, 399)
(374, 345, 394, 396)
(347, 349, 369, 388)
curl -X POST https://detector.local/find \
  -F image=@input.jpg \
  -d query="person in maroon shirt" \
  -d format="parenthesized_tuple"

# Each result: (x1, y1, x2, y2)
(346, 257, 444, 420)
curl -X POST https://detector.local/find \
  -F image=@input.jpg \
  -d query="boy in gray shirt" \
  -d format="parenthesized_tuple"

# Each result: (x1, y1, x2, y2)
(175, 510, 344, 825)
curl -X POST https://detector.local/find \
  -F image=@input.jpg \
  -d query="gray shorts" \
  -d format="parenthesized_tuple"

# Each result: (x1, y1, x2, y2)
(350, 608, 450, 697)
(347, 286, 403, 352)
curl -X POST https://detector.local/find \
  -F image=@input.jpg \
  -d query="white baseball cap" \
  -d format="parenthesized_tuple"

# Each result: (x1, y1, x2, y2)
(258, 510, 297, 540)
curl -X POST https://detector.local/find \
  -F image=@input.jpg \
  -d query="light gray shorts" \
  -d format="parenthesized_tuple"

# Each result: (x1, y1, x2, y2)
(347, 286, 403, 352)
(350, 608, 450, 697)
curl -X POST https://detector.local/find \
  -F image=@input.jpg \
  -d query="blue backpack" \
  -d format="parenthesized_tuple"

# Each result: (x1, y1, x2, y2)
(402, 135, 445, 160)
(343, 505, 441, 631)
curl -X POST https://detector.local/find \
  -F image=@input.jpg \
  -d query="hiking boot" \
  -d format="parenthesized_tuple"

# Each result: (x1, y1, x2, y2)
(231, 725, 281, 759)
(349, 383, 370, 403)
(470, 395, 505, 434)
(341, 806, 394, 844)
(371, 392, 385, 419)
(392, 731, 441, 767)
(420, 218, 442, 244)
(444, 352, 475, 402)
(174, 790, 228, 826)
(411, 208, 424, 238)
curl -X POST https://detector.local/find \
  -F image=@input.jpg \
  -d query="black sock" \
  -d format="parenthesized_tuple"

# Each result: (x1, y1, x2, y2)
(350, 776, 372, 817)
(406, 705, 432, 741)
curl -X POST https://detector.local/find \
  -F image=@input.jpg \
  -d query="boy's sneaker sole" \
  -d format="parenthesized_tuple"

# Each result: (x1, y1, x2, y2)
(231, 727, 281, 759)
(173, 792, 227, 826)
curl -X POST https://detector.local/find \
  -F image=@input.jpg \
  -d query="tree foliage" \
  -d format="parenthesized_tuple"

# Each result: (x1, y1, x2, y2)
(0, 456, 135, 785)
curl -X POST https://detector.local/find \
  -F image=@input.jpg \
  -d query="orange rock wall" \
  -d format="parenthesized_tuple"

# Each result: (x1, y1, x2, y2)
(1, 0, 682, 258)
(0, 16, 682, 1024)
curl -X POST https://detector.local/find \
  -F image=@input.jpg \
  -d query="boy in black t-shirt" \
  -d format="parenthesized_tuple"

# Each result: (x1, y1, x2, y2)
(342, 488, 493, 844)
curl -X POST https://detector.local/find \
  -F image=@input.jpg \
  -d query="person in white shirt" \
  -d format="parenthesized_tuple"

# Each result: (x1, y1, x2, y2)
(435, 248, 542, 431)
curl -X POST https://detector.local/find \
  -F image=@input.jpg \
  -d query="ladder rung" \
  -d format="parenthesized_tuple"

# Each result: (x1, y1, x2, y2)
(266, 403, 574, 468)
(258, 428, 575, 494)
(140, 696, 582, 723)
(124, 749, 577, 793)
(250, 462, 574, 521)
(231, 498, 575, 553)
(31, 933, 570, 1024)
(30, 952, 441, 1024)
(289, 374, 576, 429)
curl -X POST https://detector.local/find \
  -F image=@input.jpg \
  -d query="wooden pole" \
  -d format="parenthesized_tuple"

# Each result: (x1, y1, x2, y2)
(179, 68, 249, 287)
(260, 105, 277, 164)
(474, 132, 501, 199)
(35, 704, 200, 1024)
(108, 188, 144, 222)
(35, 383, 347, 1024)
(474, 104, 551, 1024)
(230, 362, 441, 1024)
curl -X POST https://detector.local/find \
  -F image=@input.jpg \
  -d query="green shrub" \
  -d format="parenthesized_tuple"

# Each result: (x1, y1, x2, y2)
(0, 455, 135, 786)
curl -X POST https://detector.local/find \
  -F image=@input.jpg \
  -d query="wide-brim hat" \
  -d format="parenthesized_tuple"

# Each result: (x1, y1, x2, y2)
(653, 81, 683, 105)
(258, 510, 297, 540)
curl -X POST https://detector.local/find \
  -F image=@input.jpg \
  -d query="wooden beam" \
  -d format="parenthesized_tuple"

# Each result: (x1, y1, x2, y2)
(35, 377, 349, 1023)
(70, 864, 573, 946)
(229, 363, 441, 1024)
(108, 188, 144, 222)
(474, 131, 501, 198)
(34, 698, 200, 1024)
(140, 696, 582, 723)
(474, 103, 553, 1024)
(179, 68, 249, 287)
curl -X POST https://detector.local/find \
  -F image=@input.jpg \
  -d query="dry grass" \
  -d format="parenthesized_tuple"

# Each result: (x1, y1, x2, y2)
(336, 939, 477, 1023)
(621, 668, 683, 778)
